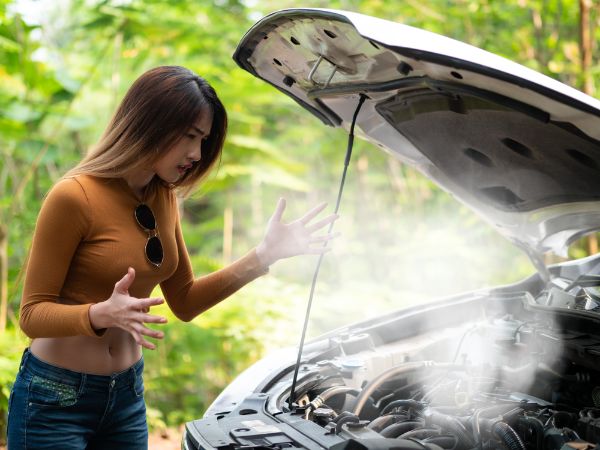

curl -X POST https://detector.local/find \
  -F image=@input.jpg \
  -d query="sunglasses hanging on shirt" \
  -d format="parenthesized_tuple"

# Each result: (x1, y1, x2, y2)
(134, 204, 164, 267)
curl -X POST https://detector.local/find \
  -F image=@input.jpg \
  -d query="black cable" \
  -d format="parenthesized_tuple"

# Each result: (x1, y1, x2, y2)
(287, 94, 368, 410)
(451, 325, 477, 364)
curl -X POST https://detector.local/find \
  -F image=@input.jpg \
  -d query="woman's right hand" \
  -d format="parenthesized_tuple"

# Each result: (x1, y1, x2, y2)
(89, 267, 167, 350)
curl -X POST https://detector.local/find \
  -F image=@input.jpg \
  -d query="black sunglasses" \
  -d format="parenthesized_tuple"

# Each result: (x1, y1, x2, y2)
(134, 204, 163, 267)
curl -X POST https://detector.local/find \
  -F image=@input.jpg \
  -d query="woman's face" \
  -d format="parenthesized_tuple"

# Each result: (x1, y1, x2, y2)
(153, 109, 214, 183)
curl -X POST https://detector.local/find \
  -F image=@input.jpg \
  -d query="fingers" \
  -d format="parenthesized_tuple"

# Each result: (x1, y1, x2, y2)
(270, 197, 286, 223)
(135, 322, 164, 340)
(131, 317, 166, 350)
(130, 297, 166, 349)
(307, 213, 338, 233)
(299, 202, 328, 225)
(141, 313, 168, 324)
(129, 326, 158, 350)
(114, 267, 135, 294)
(135, 332, 158, 351)
(139, 326, 163, 350)
(129, 330, 147, 349)
(139, 297, 164, 310)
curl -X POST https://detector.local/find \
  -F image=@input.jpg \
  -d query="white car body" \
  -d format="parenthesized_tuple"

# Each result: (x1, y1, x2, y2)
(182, 9, 600, 450)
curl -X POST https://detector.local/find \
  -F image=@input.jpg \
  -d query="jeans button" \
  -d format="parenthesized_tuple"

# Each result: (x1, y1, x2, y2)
(110, 379, 115, 388)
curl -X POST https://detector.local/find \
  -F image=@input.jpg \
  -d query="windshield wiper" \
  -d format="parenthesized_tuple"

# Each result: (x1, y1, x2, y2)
(564, 274, 600, 291)
(542, 274, 600, 312)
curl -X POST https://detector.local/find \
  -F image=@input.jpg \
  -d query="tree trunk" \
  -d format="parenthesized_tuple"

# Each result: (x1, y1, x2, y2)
(531, 7, 545, 68)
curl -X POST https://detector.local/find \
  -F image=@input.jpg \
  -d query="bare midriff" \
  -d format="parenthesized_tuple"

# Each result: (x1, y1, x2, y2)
(30, 329, 140, 375)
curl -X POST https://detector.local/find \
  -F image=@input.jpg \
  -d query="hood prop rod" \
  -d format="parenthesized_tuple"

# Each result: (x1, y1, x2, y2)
(520, 245, 551, 284)
(308, 54, 338, 88)
(287, 94, 368, 411)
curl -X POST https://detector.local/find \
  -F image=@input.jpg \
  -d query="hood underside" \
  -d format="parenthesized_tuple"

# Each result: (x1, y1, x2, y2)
(233, 8, 600, 258)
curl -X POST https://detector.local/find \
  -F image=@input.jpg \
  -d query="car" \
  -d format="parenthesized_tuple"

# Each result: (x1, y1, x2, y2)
(182, 8, 600, 450)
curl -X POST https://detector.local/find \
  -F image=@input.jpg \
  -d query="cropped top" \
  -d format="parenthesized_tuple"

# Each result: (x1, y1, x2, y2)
(19, 175, 268, 338)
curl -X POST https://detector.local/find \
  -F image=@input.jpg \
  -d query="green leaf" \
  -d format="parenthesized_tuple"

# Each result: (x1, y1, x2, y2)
(3, 103, 42, 122)
(0, 34, 19, 52)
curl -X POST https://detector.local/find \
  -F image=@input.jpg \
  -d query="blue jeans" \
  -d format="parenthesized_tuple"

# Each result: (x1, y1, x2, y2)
(7, 349, 147, 450)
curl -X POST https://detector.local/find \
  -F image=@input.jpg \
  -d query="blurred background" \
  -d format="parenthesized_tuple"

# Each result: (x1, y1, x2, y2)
(1, 0, 599, 445)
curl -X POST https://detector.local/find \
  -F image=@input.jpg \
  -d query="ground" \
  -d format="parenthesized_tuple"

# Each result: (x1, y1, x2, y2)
(0, 427, 183, 449)
(149, 427, 184, 449)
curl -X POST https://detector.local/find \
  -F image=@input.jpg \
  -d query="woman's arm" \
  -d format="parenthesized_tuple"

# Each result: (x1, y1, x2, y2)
(160, 198, 338, 322)
(19, 178, 100, 337)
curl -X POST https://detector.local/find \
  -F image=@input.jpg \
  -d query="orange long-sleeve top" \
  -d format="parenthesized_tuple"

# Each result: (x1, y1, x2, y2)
(19, 175, 268, 338)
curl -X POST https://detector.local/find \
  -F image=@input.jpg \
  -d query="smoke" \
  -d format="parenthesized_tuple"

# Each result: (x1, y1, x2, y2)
(297, 206, 535, 338)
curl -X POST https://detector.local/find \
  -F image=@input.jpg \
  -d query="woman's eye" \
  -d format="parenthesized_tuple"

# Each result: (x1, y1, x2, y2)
(187, 134, 197, 139)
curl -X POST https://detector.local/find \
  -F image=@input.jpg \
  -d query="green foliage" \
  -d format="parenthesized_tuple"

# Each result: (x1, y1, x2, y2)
(0, 328, 28, 444)
(1, 0, 599, 440)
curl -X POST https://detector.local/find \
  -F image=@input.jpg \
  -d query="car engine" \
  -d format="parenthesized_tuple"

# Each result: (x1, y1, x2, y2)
(184, 273, 600, 450)
(281, 313, 600, 450)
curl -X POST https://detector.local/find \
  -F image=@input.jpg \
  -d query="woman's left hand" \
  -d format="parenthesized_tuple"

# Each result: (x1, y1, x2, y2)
(255, 198, 339, 267)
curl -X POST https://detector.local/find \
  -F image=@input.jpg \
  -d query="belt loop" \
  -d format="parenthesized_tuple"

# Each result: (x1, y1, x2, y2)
(130, 365, 137, 387)
(79, 373, 87, 396)
(20, 348, 30, 371)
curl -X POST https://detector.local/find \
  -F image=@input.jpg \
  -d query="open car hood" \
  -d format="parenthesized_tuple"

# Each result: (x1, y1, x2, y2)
(233, 8, 600, 261)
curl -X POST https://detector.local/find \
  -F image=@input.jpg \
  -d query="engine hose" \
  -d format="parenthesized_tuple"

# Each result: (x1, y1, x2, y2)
(493, 422, 526, 450)
(516, 416, 543, 450)
(472, 405, 524, 444)
(471, 408, 483, 444)
(380, 420, 424, 438)
(367, 414, 408, 432)
(333, 411, 358, 423)
(335, 414, 360, 434)
(398, 427, 442, 440)
(381, 399, 426, 416)
(422, 435, 459, 450)
(304, 396, 325, 419)
(425, 410, 475, 449)
(352, 361, 462, 417)
(304, 387, 360, 419)
(378, 373, 439, 405)
(319, 386, 360, 402)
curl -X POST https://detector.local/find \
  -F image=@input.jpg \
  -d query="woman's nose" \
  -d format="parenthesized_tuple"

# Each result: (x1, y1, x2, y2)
(188, 143, 201, 162)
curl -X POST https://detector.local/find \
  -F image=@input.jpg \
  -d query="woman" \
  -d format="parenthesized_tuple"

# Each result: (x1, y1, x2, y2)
(7, 65, 337, 449)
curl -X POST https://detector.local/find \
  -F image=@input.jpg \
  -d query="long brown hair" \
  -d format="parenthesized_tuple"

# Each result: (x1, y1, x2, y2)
(65, 66, 227, 194)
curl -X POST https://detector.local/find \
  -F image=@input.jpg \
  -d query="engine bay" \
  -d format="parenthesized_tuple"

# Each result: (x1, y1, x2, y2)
(284, 319, 600, 450)
(184, 271, 600, 450)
